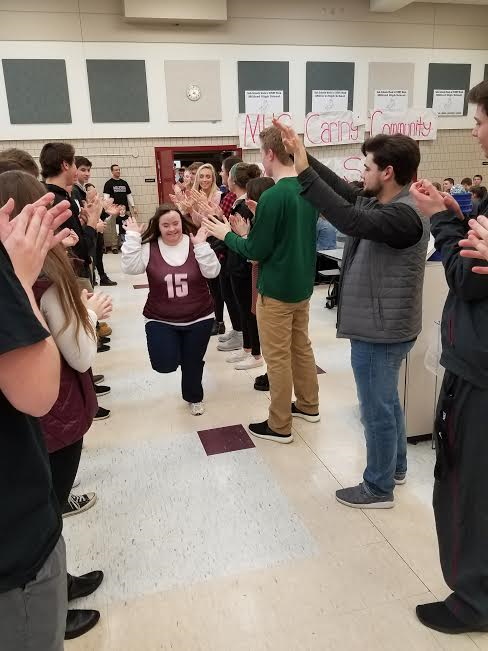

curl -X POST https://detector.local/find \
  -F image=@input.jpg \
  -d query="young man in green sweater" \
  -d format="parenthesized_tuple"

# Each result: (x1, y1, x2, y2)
(203, 126, 320, 443)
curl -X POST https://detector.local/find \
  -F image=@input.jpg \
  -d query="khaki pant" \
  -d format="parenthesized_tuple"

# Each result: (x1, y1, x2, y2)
(256, 294, 319, 435)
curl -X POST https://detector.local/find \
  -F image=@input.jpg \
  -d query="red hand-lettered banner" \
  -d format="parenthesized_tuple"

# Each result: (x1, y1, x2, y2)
(369, 108, 438, 141)
(238, 112, 292, 149)
(304, 111, 365, 147)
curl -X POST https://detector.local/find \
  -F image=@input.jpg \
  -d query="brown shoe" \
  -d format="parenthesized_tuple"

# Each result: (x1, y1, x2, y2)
(98, 323, 112, 338)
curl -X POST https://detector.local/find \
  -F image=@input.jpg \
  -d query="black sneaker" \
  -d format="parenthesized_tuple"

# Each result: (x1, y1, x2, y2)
(62, 492, 97, 518)
(100, 275, 117, 286)
(254, 373, 269, 392)
(111, 247, 119, 254)
(291, 402, 320, 423)
(100, 336, 111, 344)
(95, 384, 111, 397)
(394, 472, 407, 485)
(94, 406, 110, 420)
(93, 374, 105, 385)
(248, 420, 293, 444)
(97, 344, 110, 353)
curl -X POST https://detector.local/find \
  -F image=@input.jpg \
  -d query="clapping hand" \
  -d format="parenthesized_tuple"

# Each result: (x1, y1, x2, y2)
(190, 225, 209, 246)
(81, 289, 113, 320)
(229, 214, 250, 237)
(202, 214, 232, 241)
(0, 199, 71, 286)
(459, 215, 488, 274)
(410, 180, 464, 220)
(245, 199, 257, 216)
(62, 229, 79, 248)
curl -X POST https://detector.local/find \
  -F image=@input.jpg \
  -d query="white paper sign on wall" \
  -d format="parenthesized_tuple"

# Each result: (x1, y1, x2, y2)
(374, 89, 408, 112)
(432, 89, 465, 117)
(238, 112, 292, 149)
(369, 108, 438, 141)
(319, 155, 364, 182)
(311, 90, 349, 113)
(244, 90, 284, 115)
(304, 111, 365, 147)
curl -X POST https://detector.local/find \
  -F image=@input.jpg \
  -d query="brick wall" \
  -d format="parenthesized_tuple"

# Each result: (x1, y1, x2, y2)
(1, 129, 484, 221)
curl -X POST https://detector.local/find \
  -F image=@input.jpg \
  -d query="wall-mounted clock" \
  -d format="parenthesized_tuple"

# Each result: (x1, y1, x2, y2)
(186, 84, 201, 102)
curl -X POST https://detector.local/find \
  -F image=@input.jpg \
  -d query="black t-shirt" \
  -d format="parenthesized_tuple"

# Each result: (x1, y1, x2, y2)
(0, 243, 62, 593)
(103, 177, 131, 209)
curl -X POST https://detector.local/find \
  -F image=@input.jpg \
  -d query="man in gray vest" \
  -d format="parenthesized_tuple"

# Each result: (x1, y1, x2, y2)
(274, 120, 429, 509)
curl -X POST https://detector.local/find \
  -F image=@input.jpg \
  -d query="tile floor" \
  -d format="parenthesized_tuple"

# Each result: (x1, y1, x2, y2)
(64, 255, 481, 650)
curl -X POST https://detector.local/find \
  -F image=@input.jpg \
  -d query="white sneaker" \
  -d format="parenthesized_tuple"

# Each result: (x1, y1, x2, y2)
(190, 402, 205, 416)
(234, 356, 264, 370)
(218, 329, 235, 343)
(226, 349, 249, 363)
(217, 332, 243, 352)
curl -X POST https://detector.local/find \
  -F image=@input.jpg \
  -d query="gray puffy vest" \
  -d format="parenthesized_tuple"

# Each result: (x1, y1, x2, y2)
(337, 188, 430, 343)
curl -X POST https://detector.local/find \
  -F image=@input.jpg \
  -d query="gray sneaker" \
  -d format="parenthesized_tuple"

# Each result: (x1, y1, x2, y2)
(217, 332, 243, 351)
(335, 483, 394, 509)
(218, 329, 236, 343)
(394, 472, 407, 485)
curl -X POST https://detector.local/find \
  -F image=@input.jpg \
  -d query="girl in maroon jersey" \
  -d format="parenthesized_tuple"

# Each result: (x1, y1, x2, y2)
(121, 204, 221, 415)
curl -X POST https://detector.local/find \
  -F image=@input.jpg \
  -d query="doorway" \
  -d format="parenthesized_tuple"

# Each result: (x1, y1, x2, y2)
(155, 145, 242, 203)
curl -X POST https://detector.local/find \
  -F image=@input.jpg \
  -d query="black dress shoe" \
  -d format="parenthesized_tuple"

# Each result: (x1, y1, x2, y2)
(93, 374, 105, 385)
(68, 571, 104, 602)
(97, 344, 110, 353)
(254, 373, 269, 392)
(100, 275, 117, 286)
(65, 609, 100, 640)
(416, 602, 488, 634)
(248, 420, 293, 444)
(100, 336, 111, 344)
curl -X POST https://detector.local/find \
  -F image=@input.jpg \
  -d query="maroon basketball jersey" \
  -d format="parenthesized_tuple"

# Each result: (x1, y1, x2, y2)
(143, 239, 214, 323)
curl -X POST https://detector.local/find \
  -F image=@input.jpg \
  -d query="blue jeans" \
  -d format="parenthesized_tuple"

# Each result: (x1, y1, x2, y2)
(350, 339, 415, 497)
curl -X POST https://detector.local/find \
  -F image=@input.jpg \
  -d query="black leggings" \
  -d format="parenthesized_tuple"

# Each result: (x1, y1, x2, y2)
(220, 266, 241, 332)
(49, 439, 84, 510)
(230, 273, 260, 356)
(95, 233, 106, 277)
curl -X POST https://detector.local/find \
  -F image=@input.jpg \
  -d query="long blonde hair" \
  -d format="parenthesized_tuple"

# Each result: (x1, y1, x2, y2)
(193, 163, 219, 199)
(0, 171, 95, 341)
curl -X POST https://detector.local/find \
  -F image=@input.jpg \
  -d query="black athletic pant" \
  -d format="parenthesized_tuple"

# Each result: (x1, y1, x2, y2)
(219, 265, 241, 332)
(230, 273, 260, 356)
(95, 233, 106, 278)
(49, 438, 84, 510)
(49, 438, 84, 594)
(433, 370, 488, 627)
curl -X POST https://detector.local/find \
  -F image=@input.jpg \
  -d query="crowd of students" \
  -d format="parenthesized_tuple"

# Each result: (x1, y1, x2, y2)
(3, 79, 488, 649)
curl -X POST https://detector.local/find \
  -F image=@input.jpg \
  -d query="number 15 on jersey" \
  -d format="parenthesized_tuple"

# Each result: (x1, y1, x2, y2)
(164, 273, 189, 299)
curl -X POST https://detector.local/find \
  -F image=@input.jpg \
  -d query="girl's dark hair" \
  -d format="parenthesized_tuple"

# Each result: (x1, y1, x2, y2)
(230, 163, 261, 190)
(472, 185, 488, 199)
(141, 203, 192, 244)
(0, 170, 94, 340)
(222, 155, 242, 174)
(246, 176, 275, 202)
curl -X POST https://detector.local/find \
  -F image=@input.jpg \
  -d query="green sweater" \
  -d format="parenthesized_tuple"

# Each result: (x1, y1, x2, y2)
(224, 177, 318, 303)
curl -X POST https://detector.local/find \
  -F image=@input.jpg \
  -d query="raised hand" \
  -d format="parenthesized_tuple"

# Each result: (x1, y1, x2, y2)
(272, 118, 308, 174)
(229, 214, 250, 237)
(410, 180, 452, 219)
(190, 225, 209, 246)
(82, 194, 103, 228)
(125, 214, 145, 234)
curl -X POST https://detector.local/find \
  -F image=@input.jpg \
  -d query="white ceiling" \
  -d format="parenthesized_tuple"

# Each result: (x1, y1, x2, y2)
(371, 0, 488, 11)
